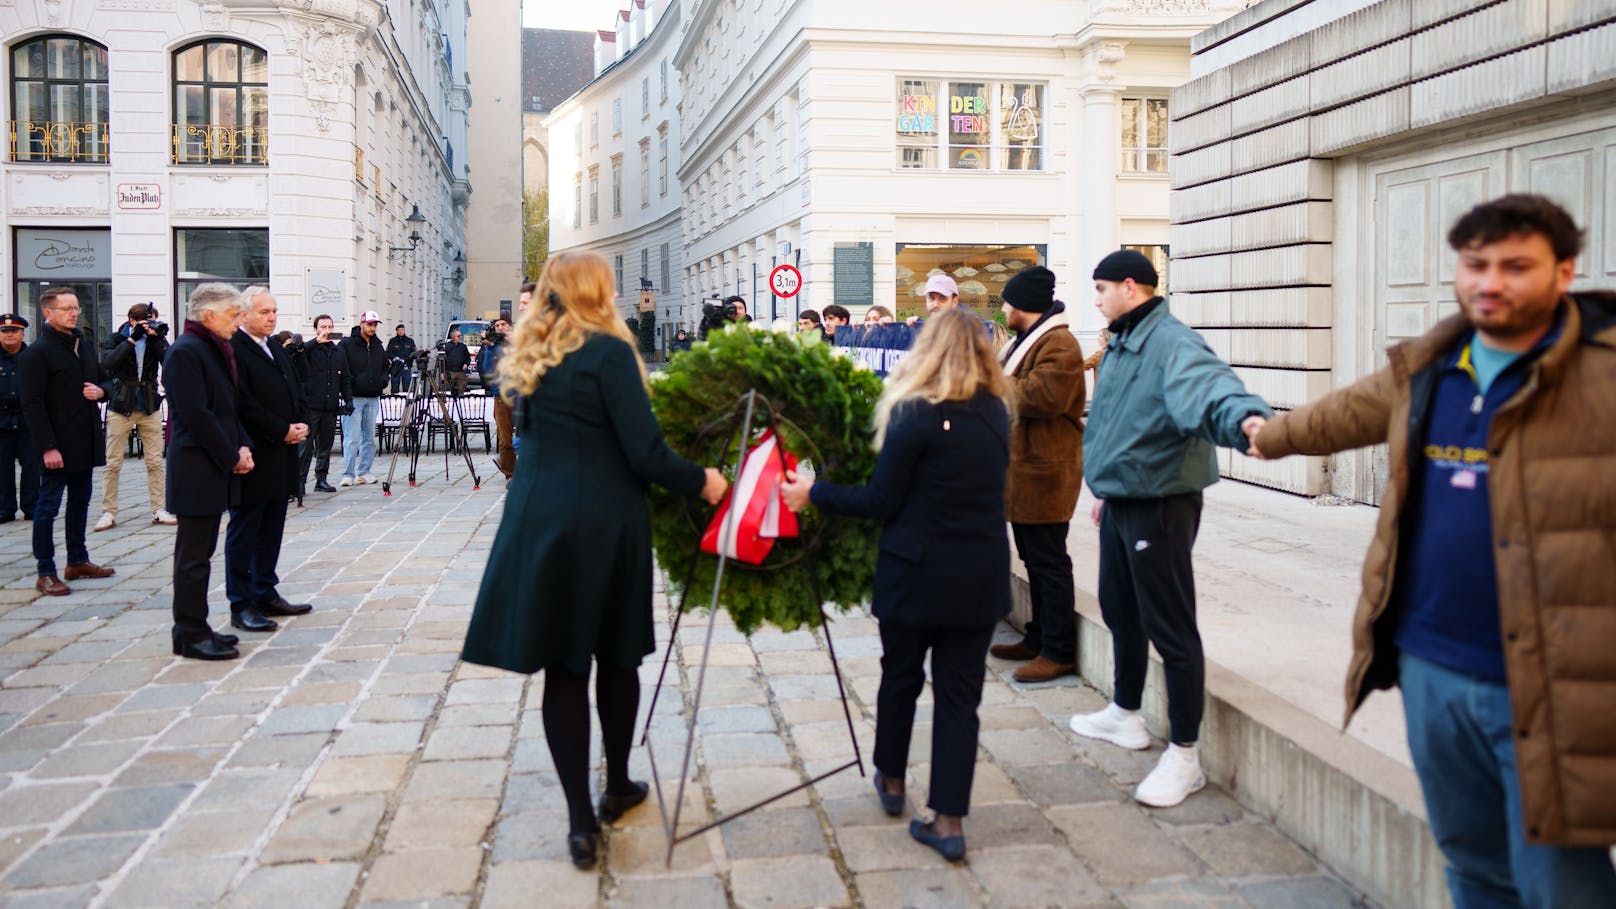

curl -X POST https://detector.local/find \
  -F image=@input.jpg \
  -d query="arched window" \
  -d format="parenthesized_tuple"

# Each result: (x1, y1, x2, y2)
(9, 34, 110, 163)
(172, 39, 267, 165)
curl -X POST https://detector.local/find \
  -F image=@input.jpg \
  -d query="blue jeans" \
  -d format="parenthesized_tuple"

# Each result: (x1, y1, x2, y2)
(1401, 652, 1616, 908)
(33, 469, 91, 577)
(340, 396, 379, 478)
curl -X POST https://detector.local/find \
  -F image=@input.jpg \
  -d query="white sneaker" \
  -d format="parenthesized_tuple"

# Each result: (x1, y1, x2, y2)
(93, 511, 116, 532)
(1068, 703, 1151, 750)
(151, 509, 178, 525)
(338, 476, 354, 487)
(357, 474, 375, 485)
(1134, 744, 1206, 808)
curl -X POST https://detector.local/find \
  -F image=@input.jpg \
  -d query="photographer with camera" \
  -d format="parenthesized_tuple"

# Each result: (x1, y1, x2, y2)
(387, 324, 416, 393)
(96, 303, 176, 530)
(298, 315, 345, 494)
(479, 317, 515, 479)
(697, 294, 752, 341)
(339, 311, 388, 485)
(0, 314, 38, 523)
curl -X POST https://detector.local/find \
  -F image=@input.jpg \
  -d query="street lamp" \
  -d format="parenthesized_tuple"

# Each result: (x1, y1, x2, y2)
(387, 204, 429, 260)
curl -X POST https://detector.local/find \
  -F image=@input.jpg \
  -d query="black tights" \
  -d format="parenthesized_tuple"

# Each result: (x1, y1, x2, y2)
(542, 662, 641, 835)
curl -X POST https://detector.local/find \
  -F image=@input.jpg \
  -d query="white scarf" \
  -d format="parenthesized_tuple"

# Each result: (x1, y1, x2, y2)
(999, 310, 1071, 376)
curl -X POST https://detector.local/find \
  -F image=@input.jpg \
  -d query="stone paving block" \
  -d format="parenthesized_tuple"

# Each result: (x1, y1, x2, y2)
(352, 695, 439, 723)
(257, 704, 350, 736)
(835, 823, 951, 873)
(77, 709, 181, 743)
(281, 681, 362, 707)
(978, 726, 1077, 766)
(778, 699, 854, 726)
(244, 645, 325, 669)
(0, 883, 99, 909)
(980, 706, 1050, 731)
(403, 758, 506, 800)
(189, 767, 302, 813)
(65, 783, 193, 834)
(0, 780, 98, 826)
(358, 899, 469, 909)
(113, 747, 227, 786)
(1046, 802, 1204, 885)
(1176, 819, 1321, 876)
(330, 722, 425, 757)
(156, 716, 255, 749)
(790, 721, 868, 763)
(104, 855, 242, 907)
(719, 806, 828, 859)
(489, 809, 572, 863)
(303, 659, 382, 683)
(359, 847, 482, 902)
(444, 678, 524, 706)
(63, 658, 168, 694)
(730, 854, 849, 909)
(437, 701, 520, 727)
(0, 721, 85, 752)
(481, 859, 597, 909)
(3, 831, 145, 887)
(511, 736, 559, 773)
(1068, 736, 1161, 786)
(211, 667, 300, 692)
(31, 738, 146, 778)
(385, 797, 497, 849)
(767, 673, 843, 702)
(605, 823, 717, 878)
(260, 793, 387, 863)
(853, 867, 981, 909)
(1117, 878, 1246, 908)
(422, 723, 512, 761)
(3, 662, 99, 688)
(1236, 875, 1368, 909)
(227, 731, 331, 769)
(23, 693, 124, 725)
(153, 805, 279, 856)
(191, 691, 276, 718)
(1004, 760, 1127, 806)
(226, 860, 361, 909)
(0, 827, 45, 875)
(708, 766, 809, 814)
(969, 844, 1109, 907)
(701, 732, 791, 769)
(304, 754, 411, 797)
(694, 704, 776, 734)
(152, 659, 238, 686)
(608, 874, 729, 909)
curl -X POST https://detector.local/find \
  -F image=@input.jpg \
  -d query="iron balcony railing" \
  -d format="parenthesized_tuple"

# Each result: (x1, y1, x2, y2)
(8, 119, 110, 163)
(171, 123, 268, 165)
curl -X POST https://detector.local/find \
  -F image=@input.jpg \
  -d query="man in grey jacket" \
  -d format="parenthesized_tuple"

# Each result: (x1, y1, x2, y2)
(1068, 249, 1270, 809)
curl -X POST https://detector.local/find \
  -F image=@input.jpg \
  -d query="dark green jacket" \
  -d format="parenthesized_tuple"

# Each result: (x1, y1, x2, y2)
(1082, 299, 1271, 499)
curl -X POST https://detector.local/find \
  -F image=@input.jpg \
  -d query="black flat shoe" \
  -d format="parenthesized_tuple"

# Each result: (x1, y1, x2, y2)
(258, 596, 313, 617)
(212, 631, 240, 647)
(910, 818, 966, 862)
(598, 781, 649, 824)
(230, 608, 279, 632)
(873, 771, 905, 817)
(314, 482, 337, 493)
(567, 831, 599, 869)
(173, 636, 240, 661)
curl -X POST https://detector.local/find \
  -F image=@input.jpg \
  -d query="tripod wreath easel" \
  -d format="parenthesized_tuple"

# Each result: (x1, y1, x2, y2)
(640, 389, 865, 867)
(380, 350, 483, 494)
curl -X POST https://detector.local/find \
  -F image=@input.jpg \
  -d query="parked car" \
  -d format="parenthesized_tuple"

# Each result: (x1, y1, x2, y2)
(446, 319, 488, 386)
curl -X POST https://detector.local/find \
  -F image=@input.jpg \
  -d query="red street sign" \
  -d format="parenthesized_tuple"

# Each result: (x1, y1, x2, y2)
(769, 263, 802, 298)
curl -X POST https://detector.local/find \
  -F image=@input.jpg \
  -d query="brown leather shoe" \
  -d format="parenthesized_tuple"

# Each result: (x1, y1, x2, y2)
(63, 562, 116, 581)
(990, 641, 1038, 661)
(35, 575, 71, 596)
(1012, 655, 1076, 683)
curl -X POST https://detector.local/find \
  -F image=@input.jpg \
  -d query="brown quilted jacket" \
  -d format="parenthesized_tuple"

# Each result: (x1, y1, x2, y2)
(1255, 292, 1616, 846)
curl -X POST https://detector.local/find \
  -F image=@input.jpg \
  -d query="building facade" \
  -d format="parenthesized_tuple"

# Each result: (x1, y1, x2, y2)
(464, 0, 522, 319)
(522, 29, 595, 199)
(545, 0, 688, 342)
(674, 0, 1246, 339)
(1169, 0, 1616, 502)
(1, 0, 470, 342)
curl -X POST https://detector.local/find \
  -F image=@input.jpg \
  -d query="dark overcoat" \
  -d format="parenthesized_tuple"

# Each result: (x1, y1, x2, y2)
(461, 334, 705, 675)
(231, 331, 304, 504)
(812, 393, 1012, 628)
(18, 325, 106, 472)
(164, 331, 248, 516)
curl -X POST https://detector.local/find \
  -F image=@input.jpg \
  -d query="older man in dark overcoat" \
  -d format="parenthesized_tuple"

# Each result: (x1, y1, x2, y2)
(166, 283, 255, 660)
(225, 287, 312, 634)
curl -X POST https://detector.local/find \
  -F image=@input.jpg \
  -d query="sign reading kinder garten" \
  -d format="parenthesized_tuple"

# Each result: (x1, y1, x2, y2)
(116, 183, 162, 210)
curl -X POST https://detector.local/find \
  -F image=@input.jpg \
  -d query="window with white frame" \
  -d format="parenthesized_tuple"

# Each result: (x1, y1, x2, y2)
(1120, 97, 1167, 174)
(573, 174, 582, 228)
(588, 165, 599, 222)
(589, 111, 598, 147)
(574, 119, 582, 157)
(657, 124, 668, 196)
(611, 154, 623, 216)
(641, 77, 649, 117)
(612, 98, 622, 135)
(895, 78, 1045, 171)
(638, 139, 650, 207)
(659, 59, 668, 101)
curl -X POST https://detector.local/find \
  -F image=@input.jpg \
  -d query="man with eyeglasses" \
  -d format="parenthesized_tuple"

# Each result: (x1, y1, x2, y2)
(18, 288, 115, 596)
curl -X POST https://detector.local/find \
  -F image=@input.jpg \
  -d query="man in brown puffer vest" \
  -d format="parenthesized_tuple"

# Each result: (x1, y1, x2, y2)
(1251, 194, 1616, 906)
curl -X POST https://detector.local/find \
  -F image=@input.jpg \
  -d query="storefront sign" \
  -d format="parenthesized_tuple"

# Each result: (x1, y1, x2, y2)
(950, 94, 988, 134)
(305, 268, 348, 322)
(897, 94, 937, 133)
(15, 228, 110, 280)
(116, 183, 162, 210)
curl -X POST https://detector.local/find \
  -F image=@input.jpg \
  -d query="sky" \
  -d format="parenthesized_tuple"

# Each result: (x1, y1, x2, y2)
(522, 0, 626, 32)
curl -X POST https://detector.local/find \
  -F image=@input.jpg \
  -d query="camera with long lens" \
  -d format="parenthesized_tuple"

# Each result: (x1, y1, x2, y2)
(274, 330, 306, 354)
(698, 295, 738, 340)
(143, 320, 169, 338)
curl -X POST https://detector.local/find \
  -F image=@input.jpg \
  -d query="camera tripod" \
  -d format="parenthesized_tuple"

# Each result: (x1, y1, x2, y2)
(381, 352, 482, 494)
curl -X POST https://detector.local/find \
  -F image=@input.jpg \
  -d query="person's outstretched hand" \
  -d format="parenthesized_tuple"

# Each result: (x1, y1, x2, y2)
(780, 470, 813, 513)
(701, 467, 728, 506)
(1242, 415, 1268, 459)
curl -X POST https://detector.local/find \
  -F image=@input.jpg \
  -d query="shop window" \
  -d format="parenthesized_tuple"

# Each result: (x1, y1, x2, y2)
(15, 227, 114, 338)
(172, 39, 269, 165)
(893, 243, 1047, 321)
(174, 228, 269, 308)
(9, 35, 110, 163)
(1121, 97, 1168, 174)
(895, 78, 1044, 172)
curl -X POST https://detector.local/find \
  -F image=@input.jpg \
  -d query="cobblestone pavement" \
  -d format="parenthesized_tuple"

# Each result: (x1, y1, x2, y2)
(0, 461, 1377, 908)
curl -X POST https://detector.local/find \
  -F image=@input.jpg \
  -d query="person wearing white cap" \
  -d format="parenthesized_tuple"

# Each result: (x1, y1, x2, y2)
(907, 274, 961, 327)
(338, 310, 388, 485)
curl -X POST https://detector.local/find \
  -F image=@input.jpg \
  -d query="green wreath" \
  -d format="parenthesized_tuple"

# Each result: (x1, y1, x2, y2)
(648, 326, 885, 633)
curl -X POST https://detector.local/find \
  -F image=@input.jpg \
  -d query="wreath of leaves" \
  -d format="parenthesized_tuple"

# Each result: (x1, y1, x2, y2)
(648, 326, 884, 633)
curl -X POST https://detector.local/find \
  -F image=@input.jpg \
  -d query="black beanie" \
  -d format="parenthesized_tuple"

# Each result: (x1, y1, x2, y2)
(1002, 265, 1056, 313)
(1092, 249, 1159, 286)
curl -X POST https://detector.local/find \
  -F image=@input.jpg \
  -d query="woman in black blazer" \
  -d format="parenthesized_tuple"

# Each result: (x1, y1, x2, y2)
(782, 307, 1012, 861)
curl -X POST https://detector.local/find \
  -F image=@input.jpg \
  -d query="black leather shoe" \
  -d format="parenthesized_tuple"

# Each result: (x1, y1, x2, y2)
(230, 608, 279, 632)
(314, 482, 337, 493)
(598, 780, 649, 824)
(173, 636, 239, 661)
(873, 771, 905, 817)
(567, 831, 599, 869)
(212, 631, 240, 647)
(257, 596, 312, 617)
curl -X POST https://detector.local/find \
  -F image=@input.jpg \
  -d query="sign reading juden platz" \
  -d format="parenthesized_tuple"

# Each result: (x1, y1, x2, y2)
(116, 183, 162, 211)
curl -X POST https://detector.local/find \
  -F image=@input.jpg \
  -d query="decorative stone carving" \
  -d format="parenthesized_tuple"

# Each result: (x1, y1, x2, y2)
(172, 207, 262, 217)
(201, 0, 227, 30)
(309, 99, 335, 132)
(98, 0, 178, 9)
(45, 0, 62, 24)
(1124, 0, 1212, 12)
(1082, 40, 1128, 87)
(48, 172, 74, 182)
(14, 206, 104, 216)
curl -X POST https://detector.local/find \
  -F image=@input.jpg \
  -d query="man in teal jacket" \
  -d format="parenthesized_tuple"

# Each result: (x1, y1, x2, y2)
(1068, 249, 1270, 809)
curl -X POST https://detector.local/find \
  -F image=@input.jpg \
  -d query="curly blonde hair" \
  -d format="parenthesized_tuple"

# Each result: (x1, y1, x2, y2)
(873, 307, 1012, 448)
(497, 251, 643, 399)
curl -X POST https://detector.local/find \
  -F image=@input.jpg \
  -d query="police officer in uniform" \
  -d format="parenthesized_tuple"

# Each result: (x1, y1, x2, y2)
(0, 314, 38, 523)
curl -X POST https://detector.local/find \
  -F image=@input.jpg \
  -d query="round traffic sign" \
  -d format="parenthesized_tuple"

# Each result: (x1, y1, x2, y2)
(769, 264, 802, 298)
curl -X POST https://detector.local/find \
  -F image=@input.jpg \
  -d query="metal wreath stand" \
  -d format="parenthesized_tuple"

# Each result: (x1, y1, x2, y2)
(640, 389, 865, 866)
